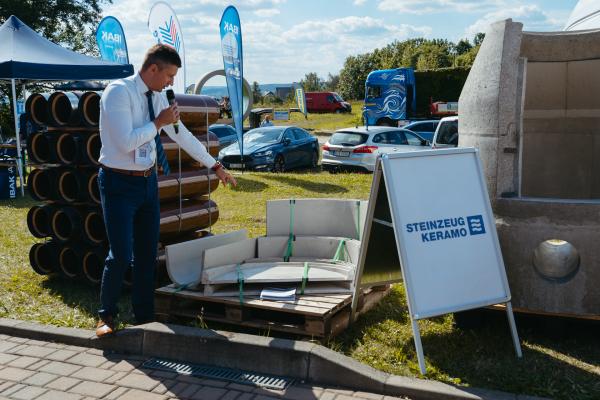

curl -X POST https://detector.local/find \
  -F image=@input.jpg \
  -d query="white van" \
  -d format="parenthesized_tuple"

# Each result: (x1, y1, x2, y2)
(431, 116, 458, 148)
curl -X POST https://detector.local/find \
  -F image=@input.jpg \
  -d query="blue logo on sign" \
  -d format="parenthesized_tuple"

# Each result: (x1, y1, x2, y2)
(405, 214, 487, 243)
(466, 215, 485, 235)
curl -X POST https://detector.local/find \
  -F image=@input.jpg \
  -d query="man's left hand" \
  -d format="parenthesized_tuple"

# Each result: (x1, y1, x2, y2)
(216, 168, 237, 187)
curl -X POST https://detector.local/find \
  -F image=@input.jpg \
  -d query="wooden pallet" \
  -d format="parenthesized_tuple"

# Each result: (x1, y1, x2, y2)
(154, 284, 390, 339)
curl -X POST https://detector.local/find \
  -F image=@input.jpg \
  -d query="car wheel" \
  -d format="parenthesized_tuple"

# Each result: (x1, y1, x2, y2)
(335, 109, 342, 114)
(272, 154, 286, 172)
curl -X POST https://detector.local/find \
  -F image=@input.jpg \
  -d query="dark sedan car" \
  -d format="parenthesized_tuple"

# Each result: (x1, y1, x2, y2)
(209, 124, 238, 148)
(218, 126, 319, 172)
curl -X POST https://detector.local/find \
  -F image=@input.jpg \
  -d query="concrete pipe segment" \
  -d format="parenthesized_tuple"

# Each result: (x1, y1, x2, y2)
(174, 93, 221, 131)
(44, 91, 100, 127)
(193, 69, 253, 121)
(24, 93, 50, 126)
(29, 241, 59, 276)
(458, 19, 600, 317)
(27, 131, 57, 164)
(82, 247, 109, 285)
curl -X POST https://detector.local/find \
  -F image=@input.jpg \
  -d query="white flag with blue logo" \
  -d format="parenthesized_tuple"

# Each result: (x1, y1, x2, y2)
(148, 1, 186, 94)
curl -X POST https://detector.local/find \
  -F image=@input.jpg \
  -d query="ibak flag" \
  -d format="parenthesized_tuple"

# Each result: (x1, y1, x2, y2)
(219, 6, 244, 160)
(96, 16, 129, 64)
(148, 2, 186, 93)
(295, 86, 307, 119)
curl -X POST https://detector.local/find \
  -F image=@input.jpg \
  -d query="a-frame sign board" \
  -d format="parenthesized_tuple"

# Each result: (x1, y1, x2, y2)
(351, 148, 522, 374)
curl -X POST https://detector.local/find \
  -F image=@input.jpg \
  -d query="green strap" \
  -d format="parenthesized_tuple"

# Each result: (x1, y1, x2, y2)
(173, 283, 190, 293)
(236, 264, 244, 305)
(300, 262, 309, 295)
(283, 199, 295, 262)
(332, 239, 347, 262)
(355, 201, 361, 240)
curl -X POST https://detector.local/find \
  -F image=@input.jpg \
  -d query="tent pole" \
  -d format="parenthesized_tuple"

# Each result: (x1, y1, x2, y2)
(11, 79, 25, 196)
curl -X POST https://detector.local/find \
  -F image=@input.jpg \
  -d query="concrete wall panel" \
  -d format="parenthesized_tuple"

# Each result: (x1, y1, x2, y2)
(521, 130, 594, 198)
(567, 59, 600, 110)
(524, 62, 566, 110)
(521, 29, 600, 62)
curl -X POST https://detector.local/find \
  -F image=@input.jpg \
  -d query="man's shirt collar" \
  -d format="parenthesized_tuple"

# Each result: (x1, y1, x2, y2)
(134, 73, 151, 96)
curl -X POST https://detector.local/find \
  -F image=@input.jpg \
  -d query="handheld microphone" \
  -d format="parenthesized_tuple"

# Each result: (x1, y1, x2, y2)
(166, 89, 179, 134)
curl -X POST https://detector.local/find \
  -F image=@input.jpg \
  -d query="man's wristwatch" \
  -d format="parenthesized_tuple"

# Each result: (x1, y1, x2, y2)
(211, 161, 224, 172)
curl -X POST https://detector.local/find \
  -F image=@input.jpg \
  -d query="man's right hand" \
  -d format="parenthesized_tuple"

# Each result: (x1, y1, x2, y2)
(154, 105, 179, 130)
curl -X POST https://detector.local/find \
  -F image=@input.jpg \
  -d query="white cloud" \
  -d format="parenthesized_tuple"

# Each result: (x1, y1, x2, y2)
(378, 0, 503, 15)
(253, 8, 281, 18)
(466, 4, 562, 37)
(354, 0, 367, 5)
(284, 16, 430, 43)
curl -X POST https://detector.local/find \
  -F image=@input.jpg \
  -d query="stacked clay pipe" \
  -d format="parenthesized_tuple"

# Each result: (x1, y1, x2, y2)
(26, 91, 222, 286)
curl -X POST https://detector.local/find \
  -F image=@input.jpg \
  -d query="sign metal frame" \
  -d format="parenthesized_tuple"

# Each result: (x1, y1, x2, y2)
(351, 148, 522, 374)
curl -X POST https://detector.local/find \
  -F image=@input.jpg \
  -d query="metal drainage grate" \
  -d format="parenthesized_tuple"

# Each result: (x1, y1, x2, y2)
(142, 358, 294, 390)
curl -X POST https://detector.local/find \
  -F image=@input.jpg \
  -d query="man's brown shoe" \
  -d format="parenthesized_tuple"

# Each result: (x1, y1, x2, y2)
(96, 317, 115, 337)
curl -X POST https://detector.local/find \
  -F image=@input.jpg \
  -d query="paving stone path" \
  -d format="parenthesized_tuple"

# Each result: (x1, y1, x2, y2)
(0, 334, 408, 400)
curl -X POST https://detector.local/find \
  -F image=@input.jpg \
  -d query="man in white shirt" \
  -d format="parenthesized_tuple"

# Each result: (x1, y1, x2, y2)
(96, 44, 237, 337)
(260, 114, 273, 127)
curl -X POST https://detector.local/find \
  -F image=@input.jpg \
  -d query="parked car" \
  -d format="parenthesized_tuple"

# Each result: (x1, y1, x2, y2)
(219, 126, 319, 172)
(431, 116, 459, 148)
(209, 124, 238, 148)
(402, 120, 439, 141)
(322, 126, 429, 173)
(306, 92, 351, 113)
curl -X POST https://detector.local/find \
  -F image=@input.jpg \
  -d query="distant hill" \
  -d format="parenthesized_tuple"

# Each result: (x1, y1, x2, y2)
(198, 83, 294, 98)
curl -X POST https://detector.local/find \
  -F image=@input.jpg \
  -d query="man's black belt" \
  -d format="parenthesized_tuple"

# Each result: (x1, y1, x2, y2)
(102, 165, 154, 177)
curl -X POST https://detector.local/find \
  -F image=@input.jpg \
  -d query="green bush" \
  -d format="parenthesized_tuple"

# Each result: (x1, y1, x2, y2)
(414, 67, 470, 117)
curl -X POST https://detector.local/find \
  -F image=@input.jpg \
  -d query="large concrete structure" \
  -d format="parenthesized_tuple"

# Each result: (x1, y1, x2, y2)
(459, 19, 600, 317)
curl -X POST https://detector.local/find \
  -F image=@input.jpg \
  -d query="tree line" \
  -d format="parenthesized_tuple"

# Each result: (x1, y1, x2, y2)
(295, 34, 484, 101)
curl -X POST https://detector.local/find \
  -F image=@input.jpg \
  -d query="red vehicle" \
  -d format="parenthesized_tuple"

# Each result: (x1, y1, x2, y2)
(305, 92, 352, 113)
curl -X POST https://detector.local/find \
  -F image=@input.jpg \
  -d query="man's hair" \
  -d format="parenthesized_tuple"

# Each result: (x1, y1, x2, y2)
(141, 44, 182, 71)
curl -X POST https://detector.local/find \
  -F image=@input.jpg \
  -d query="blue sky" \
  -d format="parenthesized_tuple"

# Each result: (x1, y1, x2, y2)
(104, 0, 579, 85)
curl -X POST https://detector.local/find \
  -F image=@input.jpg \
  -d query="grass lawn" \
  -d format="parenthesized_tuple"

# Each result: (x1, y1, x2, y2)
(1, 170, 599, 399)
(256, 100, 364, 132)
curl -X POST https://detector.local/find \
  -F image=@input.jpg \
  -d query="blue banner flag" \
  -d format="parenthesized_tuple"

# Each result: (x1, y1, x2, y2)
(295, 86, 307, 119)
(219, 6, 244, 161)
(96, 16, 129, 64)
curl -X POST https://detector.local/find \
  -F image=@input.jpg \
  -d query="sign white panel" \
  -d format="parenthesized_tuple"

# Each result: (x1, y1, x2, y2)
(273, 110, 289, 120)
(381, 148, 511, 319)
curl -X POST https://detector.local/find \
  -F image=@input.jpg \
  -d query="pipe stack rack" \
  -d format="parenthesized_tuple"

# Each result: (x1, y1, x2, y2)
(25, 91, 224, 286)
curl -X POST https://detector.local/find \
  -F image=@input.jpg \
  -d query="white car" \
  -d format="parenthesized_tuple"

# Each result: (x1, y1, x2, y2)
(322, 126, 429, 172)
(431, 116, 459, 148)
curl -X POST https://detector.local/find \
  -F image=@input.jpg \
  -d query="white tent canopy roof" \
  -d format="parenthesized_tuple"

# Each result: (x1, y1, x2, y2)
(565, 0, 600, 31)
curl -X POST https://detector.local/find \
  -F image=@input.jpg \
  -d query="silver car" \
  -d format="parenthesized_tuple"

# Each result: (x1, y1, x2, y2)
(322, 126, 429, 172)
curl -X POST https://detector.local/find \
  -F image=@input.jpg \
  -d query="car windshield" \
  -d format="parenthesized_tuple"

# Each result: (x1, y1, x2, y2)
(436, 121, 459, 145)
(330, 132, 368, 146)
(333, 93, 343, 102)
(243, 128, 283, 144)
(209, 127, 234, 138)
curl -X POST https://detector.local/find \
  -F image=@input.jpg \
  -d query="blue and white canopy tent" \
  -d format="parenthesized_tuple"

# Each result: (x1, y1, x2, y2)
(0, 15, 134, 196)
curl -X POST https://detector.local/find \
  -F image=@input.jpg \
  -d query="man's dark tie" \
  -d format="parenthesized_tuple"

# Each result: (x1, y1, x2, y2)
(146, 90, 170, 176)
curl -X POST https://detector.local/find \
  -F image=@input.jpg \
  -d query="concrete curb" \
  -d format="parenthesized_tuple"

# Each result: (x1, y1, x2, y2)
(0, 318, 545, 400)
